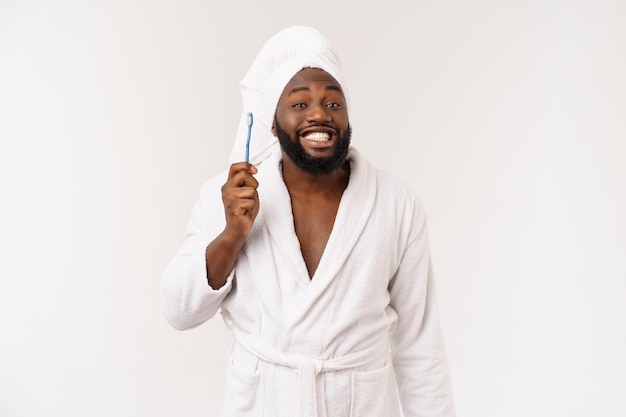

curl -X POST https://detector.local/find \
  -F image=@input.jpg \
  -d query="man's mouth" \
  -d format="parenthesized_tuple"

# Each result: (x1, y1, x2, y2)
(300, 131, 331, 142)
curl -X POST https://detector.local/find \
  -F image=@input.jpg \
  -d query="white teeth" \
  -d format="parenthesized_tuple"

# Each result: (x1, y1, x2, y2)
(302, 132, 330, 142)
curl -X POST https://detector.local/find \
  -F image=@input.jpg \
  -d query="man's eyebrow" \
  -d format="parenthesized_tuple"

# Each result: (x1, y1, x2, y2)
(287, 86, 310, 95)
(287, 85, 343, 95)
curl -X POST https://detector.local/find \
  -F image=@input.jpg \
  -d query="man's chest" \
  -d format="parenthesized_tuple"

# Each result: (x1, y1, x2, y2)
(290, 196, 341, 278)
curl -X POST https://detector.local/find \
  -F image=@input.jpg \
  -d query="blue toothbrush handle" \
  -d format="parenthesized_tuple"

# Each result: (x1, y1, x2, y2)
(245, 112, 253, 163)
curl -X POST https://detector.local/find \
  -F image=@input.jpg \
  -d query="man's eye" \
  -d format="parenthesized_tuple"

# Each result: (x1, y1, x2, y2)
(293, 103, 306, 108)
(327, 102, 340, 108)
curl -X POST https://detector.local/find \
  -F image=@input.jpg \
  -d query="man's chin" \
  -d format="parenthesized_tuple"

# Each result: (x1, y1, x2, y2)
(275, 122, 351, 176)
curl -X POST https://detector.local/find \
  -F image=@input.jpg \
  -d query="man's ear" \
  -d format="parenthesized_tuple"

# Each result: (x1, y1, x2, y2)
(271, 122, 277, 137)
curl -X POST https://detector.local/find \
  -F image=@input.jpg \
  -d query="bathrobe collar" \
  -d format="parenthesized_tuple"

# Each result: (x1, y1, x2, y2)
(259, 146, 377, 311)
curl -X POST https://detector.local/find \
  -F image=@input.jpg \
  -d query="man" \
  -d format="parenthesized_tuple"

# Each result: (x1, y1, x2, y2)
(161, 26, 455, 417)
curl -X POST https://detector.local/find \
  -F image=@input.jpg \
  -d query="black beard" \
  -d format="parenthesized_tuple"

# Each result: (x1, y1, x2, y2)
(274, 120, 351, 176)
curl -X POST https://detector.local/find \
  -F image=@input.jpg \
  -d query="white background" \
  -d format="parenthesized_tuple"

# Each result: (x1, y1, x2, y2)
(1, 1, 625, 416)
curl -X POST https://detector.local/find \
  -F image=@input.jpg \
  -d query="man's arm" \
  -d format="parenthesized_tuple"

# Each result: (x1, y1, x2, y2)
(389, 202, 456, 417)
(160, 162, 259, 330)
(206, 162, 259, 289)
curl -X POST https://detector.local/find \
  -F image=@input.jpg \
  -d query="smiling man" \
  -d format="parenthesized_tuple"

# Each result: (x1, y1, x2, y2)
(272, 68, 352, 279)
(161, 27, 455, 417)
(274, 68, 351, 177)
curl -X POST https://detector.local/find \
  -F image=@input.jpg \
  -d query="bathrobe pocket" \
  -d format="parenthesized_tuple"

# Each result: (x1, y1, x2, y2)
(349, 361, 393, 417)
(221, 358, 264, 416)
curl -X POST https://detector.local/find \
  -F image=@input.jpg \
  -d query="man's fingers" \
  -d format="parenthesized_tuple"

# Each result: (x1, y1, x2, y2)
(224, 186, 259, 214)
(228, 186, 258, 200)
(228, 163, 258, 181)
(227, 170, 259, 189)
(224, 197, 259, 219)
(222, 162, 260, 233)
(228, 199, 258, 215)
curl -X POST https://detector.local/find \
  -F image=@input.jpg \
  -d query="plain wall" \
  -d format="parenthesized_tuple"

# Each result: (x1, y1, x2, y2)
(1, 0, 625, 416)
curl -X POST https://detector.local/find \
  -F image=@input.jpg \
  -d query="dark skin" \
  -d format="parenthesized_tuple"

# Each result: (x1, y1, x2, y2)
(205, 162, 259, 290)
(206, 68, 349, 288)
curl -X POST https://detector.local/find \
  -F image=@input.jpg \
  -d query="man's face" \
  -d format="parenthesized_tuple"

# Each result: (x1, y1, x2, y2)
(272, 68, 351, 176)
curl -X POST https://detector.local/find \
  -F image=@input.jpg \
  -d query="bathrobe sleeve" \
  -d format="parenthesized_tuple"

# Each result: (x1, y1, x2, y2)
(388, 200, 456, 417)
(161, 172, 234, 331)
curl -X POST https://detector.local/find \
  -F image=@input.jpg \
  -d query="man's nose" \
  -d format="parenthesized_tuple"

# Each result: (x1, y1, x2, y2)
(306, 103, 331, 123)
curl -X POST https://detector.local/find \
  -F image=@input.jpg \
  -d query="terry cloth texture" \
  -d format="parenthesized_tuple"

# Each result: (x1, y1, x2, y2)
(162, 26, 455, 417)
(162, 146, 456, 417)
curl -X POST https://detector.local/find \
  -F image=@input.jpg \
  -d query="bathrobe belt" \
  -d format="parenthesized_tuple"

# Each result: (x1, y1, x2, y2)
(234, 332, 389, 417)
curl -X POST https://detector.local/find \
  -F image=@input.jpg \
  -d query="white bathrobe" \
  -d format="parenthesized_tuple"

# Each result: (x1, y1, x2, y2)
(161, 146, 455, 417)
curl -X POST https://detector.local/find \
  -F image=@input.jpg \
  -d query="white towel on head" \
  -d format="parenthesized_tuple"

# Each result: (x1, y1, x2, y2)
(228, 26, 349, 165)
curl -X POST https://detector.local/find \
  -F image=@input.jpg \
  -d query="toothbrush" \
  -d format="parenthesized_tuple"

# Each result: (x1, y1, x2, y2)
(245, 112, 253, 163)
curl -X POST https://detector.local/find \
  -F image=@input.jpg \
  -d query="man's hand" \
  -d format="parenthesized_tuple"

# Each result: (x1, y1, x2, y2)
(205, 162, 259, 290)
(221, 162, 259, 241)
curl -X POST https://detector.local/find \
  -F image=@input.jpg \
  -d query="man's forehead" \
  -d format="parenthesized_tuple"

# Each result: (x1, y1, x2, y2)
(283, 68, 343, 94)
